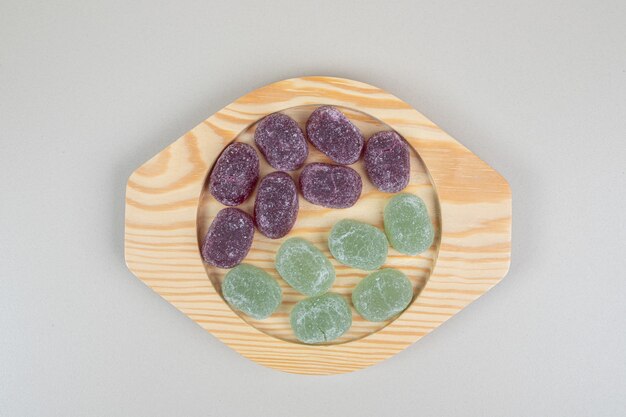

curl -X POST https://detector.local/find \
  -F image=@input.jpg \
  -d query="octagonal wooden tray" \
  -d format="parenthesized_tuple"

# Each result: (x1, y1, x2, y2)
(124, 76, 511, 375)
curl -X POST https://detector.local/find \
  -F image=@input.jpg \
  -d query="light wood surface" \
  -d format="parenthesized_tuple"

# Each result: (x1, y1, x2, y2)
(125, 77, 512, 375)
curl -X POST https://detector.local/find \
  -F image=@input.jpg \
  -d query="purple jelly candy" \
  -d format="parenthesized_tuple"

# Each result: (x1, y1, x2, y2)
(299, 163, 362, 208)
(209, 142, 259, 206)
(306, 106, 364, 165)
(364, 131, 411, 193)
(254, 113, 308, 171)
(201, 208, 254, 268)
(254, 172, 299, 239)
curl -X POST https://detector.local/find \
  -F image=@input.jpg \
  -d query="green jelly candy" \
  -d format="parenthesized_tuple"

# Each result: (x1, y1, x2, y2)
(352, 269, 413, 322)
(384, 194, 434, 255)
(290, 293, 352, 344)
(328, 219, 388, 270)
(276, 238, 335, 296)
(222, 264, 282, 320)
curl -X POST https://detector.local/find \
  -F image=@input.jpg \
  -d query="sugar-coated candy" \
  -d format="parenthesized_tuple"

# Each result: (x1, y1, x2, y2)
(276, 238, 335, 296)
(299, 163, 362, 208)
(290, 293, 352, 344)
(328, 219, 388, 270)
(222, 264, 282, 319)
(364, 131, 410, 193)
(306, 106, 364, 165)
(384, 194, 434, 255)
(209, 142, 259, 206)
(352, 269, 413, 322)
(254, 113, 308, 171)
(201, 208, 254, 268)
(254, 172, 298, 239)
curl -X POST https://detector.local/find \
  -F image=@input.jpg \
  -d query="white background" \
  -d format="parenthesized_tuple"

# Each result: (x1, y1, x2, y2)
(1, 1, 625, 416)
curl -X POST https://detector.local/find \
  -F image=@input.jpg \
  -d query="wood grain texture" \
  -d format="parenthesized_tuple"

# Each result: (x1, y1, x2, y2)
(125, 77, 512, 375)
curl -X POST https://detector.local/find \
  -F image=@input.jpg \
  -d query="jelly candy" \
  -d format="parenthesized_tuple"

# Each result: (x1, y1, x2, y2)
(299, 163, 362, 208)
(364, 131, 410, 193)
(254, 172, 298, 239)
(209, 142, 259, 206)
(384, 194, 434, 255)
(276, 237, 335, 296)
(290, 293, 352, 344)
(328, 219, 388, 270)
(254, 113, 308, 171)
(352, 268, 413, 322)
(222, 264, 282, 319)
(306, 106, 364, 165)
(201, 207, 254, 268)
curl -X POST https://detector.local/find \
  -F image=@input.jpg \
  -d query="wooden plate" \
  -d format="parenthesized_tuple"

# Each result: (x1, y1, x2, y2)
(125, 77, 512, 375)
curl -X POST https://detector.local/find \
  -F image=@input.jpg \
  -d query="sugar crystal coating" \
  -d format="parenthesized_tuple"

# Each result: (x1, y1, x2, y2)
(254, 113, 308, 171)
(299, 163, 362, 208)
(352, 269, 413, 322)
(290, 293, 352, 344)
(222, 264, 282, 319)
(328, 219, 388, 270)
(384, 194, 434, 255)
(254, 172, 298, 239)
(276, 238, 335, 296)
(306, 106, 364, 165)
(364, 131, 411, 193)
(209, 142, 259, 206)
(201, 208, 254, 268)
